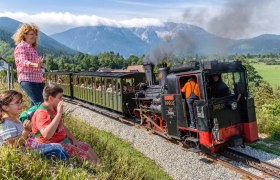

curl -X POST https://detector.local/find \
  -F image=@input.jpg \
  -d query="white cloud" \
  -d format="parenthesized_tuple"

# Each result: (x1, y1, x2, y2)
(0, 11, 163, 34)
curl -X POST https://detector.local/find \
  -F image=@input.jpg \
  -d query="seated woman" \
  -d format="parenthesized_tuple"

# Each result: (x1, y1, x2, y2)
(96, 84, 102, 91)
(0, 90, 68, 160)
(106, 84, 113, 93)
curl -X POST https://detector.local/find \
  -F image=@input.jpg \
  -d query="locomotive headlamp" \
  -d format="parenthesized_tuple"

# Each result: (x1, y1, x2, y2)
(231, 101, 238, 110)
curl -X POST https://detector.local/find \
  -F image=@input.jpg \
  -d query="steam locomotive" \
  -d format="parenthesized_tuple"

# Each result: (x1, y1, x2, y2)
(45, 60, 258, 153)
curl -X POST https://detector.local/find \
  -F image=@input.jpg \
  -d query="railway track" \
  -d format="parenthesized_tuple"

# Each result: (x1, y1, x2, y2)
(219, 148, 280, 179)
(64, 97, 280, 180)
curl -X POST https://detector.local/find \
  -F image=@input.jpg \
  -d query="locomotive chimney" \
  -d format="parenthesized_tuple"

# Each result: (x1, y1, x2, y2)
(143, 63, 155, 86)
(158, 63, 168, 87)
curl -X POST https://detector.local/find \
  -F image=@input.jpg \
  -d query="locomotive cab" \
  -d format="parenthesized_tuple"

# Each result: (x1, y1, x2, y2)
(162, 61, 258, 153)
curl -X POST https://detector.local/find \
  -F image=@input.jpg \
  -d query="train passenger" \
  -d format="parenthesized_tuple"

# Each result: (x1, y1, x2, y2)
(0, 90, 68, 160)
(181, 76, 199, 129)
(31, 84, 101, 164)
(57, 77, 63, 84)
(97, 83, 103, 91)
(92, 83, 97, 89)
(210, 74, 231, 98)
(106, 84, 113, 93)
(126, 82, 134, 93)
(13, 23, 44, 108)
(128, 83, 135, 93)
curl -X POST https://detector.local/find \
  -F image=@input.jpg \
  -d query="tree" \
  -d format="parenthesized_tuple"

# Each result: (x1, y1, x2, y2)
(126, 55, 139, 66)
(46, 57, 58, 71)
(0, 41, 14, 58)
(58, 59, 65, 71)
(89, 56, 99, 71)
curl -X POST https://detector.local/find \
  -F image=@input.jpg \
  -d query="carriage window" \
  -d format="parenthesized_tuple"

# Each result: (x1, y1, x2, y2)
(80, 77, 85, 88)
(97, 78, 105, 91)
(58, 75, 66, 84)
(111, 79, 117, 94)
(74, 76, 78, 86)
(122, 78, 135, 94)
(92, 77, 96, 89)
(117, 79, 121, 95)
(87, 79, 92, 89)
(51, 75, 56, 83)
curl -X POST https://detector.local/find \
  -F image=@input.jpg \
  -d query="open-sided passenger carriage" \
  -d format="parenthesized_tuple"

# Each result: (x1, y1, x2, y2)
(45, 71, 145, 115)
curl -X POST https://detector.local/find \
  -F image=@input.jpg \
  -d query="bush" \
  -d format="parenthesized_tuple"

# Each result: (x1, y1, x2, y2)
(257, 100, 280, 139)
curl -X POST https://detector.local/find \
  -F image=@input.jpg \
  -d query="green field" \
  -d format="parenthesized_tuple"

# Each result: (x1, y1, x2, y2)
(252, 63, 280, 90)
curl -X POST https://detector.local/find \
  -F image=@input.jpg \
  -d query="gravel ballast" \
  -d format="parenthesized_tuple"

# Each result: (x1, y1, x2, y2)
(64, 102, 279, 180)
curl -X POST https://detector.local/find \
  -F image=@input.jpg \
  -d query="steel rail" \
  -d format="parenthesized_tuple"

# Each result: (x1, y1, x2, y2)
(203, 153, 264, 180)
(220, 148, 280, 179)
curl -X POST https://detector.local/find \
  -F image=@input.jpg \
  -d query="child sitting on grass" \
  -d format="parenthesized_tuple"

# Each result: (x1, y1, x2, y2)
(31, 84, 101, 165)
(0, 90, 68, 160)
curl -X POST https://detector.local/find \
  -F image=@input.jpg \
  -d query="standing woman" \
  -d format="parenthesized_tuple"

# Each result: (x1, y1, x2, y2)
(12, 23, 44, 107)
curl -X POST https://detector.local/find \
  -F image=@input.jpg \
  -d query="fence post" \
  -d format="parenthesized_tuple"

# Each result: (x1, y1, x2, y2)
(10, 63, 14, 88)
(7, 63, 10, 90)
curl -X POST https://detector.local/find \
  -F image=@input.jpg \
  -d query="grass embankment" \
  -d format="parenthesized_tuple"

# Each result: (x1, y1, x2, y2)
(247, 138, 280, 156)
(0, 115, 171, 179)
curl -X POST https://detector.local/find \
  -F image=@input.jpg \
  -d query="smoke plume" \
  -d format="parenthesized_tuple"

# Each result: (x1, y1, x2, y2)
(145, 0, 274, 64)
(145, 28, 197, 64)
(207, 0, 269, 39)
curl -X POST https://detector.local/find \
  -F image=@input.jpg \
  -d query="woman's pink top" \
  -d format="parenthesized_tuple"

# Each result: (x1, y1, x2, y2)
(14, 41, 43, 83)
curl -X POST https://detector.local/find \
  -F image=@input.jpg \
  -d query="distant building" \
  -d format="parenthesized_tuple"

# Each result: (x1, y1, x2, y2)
(112, 65, 145, 72)
(127, 65, 145, 72)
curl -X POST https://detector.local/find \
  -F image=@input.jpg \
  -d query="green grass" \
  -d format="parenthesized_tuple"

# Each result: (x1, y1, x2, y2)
(0, 146, 99, 179)
(247, 139, 280, 156)
(0, 115, 171, 179)
(251, 63, 280, 90)
(1, 85, 171, 179)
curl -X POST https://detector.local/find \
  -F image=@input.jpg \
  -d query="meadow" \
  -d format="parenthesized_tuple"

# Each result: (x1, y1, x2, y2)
(251, 63, 280, 90)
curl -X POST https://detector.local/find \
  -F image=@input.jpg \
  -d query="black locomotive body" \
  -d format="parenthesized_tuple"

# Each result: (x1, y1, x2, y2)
(135, 61, 258, 153)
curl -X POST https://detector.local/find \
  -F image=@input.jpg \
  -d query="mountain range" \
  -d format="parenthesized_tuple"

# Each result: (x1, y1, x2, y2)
(0, 17, 76, 56)
(2, 17, 280, 57)
(51, 22, 280, 57)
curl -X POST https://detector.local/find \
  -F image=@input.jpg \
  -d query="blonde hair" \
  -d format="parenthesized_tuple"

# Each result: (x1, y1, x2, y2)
(0, 90, 23, 123)
(12, 23, 39, 48)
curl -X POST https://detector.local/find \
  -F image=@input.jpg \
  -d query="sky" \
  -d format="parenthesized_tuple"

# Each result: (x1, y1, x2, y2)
(0, 0, 280, 39)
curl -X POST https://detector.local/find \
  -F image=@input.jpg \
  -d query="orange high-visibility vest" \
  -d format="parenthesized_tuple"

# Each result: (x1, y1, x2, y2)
(181, 81, 199, 98)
